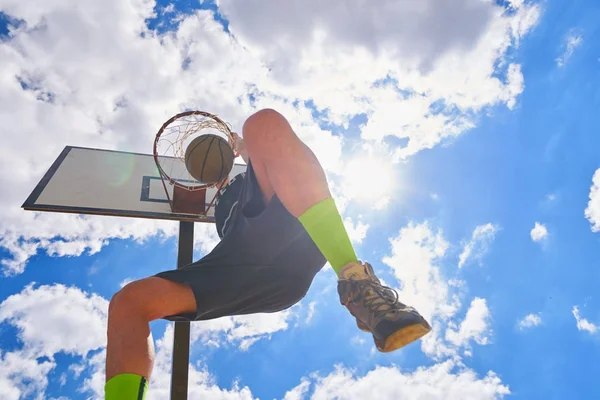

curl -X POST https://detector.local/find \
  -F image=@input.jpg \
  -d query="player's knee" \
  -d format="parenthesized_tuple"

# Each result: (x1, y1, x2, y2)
(242, 108, 294, 147)
(108, 280, 156, 324)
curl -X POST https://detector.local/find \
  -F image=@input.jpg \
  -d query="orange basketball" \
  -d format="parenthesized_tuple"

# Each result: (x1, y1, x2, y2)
(184, 134, 234, 184)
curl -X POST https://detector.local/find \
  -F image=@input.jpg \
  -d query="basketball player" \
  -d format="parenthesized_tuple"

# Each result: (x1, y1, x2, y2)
(105, 109, 431, 398)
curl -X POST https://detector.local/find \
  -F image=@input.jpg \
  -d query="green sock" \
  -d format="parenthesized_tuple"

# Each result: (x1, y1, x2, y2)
(298, 197, 358, 275)
(105, 373, 148, 400)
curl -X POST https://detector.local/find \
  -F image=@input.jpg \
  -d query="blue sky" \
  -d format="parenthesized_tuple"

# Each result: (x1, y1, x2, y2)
(1, 0, 600, 399)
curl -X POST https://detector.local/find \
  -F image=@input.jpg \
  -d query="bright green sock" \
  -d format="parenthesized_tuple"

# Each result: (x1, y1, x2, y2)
(298, 197, 358, 275)
(105, 373, 148, 400)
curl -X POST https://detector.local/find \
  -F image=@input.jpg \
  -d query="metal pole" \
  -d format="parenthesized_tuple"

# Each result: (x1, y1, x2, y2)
(171, 221, 194, 399)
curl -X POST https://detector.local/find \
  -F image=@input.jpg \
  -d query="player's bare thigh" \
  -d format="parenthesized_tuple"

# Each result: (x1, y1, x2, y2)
(109, 277, 197, 322)
(242, 108, 300, 204)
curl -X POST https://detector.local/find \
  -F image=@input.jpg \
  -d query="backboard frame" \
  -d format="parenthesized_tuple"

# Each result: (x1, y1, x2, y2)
(22, 145, 246, 223)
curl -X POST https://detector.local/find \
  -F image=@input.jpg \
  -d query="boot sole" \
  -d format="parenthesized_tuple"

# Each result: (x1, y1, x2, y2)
(379, 324, 431, 353)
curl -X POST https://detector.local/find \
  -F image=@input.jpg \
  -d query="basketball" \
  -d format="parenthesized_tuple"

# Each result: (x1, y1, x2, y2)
(184, 134, 234, 184)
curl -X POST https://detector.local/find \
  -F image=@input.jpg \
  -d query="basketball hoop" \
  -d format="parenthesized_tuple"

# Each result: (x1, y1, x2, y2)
(153, 110, 236, 216)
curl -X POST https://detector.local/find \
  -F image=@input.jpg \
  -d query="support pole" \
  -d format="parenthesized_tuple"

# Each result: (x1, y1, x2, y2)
(171, 221, 194, 399)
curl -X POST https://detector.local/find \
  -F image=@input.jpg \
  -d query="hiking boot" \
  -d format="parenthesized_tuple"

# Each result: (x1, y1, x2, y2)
(338, 261, 431, 352)
(354, 262, 382, 333)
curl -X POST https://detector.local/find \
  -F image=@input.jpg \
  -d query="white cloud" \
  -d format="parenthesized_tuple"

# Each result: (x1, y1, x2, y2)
(421, 323, 460, 361)
(305, 301, 317, 324)
(0, 282, 264, 399)
(0, 283, 108, 357)
(0, 0, 185, 274)
(518, 313, 542, 330)
(162, 4, 175, 14)
(458, 223, 499, 268)
(282, 379, 311, 400)
(381, 222, 500, 362)
(585, 168, 600, 232)
(193, 222, 223, 256)
(59, 373, 67, 387)
(0, 283, 107, 399)
(69, 363, 86, 379)
(351, 335, 367, 347)
(81, 326, 257, 400)
(0, 349, 55, 400)
(572, 306, 598, 334)
(143, 326, 256, 400)
(290, 360, 509, 400)
(0, 0, 540, 273)
(343, 217, 369, 245)
(530, 222, 548, 242)
(0, 1, 342, 276)
(220, 0, 540, 160)
(445, 298, 492, 351)
(119, 277, 133, 288)
(556, 30, 583, 67)
(190, 308, 297, 351)
(383, 222, 457, 324)
(0, 215, 179, 277)
(382, 221, 469, 362)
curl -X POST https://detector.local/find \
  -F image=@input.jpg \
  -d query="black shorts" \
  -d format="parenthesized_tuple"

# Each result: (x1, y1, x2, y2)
(155, 162, 326, 322)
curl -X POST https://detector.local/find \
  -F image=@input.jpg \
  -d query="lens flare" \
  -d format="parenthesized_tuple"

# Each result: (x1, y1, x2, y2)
(105, 152, 135, 187)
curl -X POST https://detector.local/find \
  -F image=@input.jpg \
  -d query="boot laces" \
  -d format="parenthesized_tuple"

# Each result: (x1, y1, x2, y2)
(348, 279, 402, 319)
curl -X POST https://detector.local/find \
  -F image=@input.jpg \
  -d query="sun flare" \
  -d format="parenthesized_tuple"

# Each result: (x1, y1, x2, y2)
(342, 157, 396, 208)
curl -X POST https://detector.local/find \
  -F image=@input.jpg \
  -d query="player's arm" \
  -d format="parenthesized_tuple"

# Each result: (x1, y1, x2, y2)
(232, 132, 249, 164)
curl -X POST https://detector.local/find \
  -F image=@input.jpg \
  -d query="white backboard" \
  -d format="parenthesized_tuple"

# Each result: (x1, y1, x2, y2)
(22, 146, 247, 223)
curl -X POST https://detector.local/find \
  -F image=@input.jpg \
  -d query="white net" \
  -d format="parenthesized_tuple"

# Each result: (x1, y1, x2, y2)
(154, 111, 234, 190)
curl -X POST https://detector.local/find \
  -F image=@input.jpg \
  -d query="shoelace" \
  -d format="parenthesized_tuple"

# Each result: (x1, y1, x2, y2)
(347, 279, 403, 319)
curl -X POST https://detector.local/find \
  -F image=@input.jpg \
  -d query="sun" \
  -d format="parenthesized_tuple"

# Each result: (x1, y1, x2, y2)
(342, 156, 396, 208)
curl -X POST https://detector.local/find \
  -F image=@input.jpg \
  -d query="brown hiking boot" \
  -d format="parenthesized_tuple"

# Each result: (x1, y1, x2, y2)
(354, 262, 382, 332)
(338, 261, 432, 352)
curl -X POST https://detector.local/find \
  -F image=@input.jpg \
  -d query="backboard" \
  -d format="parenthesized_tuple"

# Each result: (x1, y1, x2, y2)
(22, 146, 247, 223)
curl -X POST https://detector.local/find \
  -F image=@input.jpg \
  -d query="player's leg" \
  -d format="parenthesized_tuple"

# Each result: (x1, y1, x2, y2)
(105, 277, 196, 399)
(242, 109, 358, 275)
(242, 109, 431, 352)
